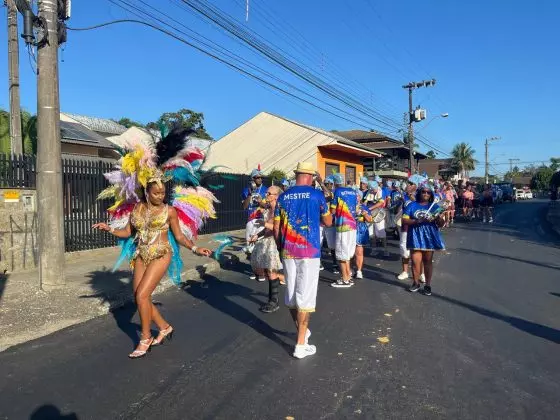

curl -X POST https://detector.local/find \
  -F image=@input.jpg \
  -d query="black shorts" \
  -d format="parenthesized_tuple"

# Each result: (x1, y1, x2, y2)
(473, 199, 481, 208)
(482, 197, 494, 207)
(463, 199, 473, 208)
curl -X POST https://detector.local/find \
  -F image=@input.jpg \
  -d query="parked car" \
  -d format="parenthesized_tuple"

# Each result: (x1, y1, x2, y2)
(524, 189, 533, 199)
(515, 189, 526, 200)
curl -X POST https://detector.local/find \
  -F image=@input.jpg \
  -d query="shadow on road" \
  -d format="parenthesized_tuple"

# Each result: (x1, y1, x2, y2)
(29, 404, 78, 420)
(433, 293, 560, 345)
(80, 269, 141, 346)
(182, 274, 293, 354)
(453, 247, 560, 271)
(550, 292, 560, 298)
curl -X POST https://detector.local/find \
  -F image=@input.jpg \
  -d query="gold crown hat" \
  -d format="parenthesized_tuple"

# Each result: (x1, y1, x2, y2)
(293, 161, 316, 175)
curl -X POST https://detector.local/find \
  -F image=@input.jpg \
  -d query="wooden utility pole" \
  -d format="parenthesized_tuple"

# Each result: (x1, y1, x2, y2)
(484, 136, 500, 184)
(36, 0, 65, 290)
(6, 0, 23, 154)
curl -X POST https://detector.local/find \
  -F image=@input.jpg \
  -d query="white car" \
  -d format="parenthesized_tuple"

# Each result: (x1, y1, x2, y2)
(524, 190, 533, 199)
(515, 190, 525, 200)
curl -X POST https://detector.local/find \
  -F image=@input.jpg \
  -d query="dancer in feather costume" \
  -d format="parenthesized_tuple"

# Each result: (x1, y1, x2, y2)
(92, 127, 217, 359)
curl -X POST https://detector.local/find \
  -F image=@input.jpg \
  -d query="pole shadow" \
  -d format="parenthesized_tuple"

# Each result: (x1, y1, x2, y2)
(0, 270, 7, 304)
(182, 274, 293, 354)
(432, 292, 560, 345)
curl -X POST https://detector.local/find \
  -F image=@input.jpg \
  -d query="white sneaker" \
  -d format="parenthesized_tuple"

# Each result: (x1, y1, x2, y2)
(489, 218, 493, 223)
(293, 344, 317, 359)
(249, 274, 257, 280)
(397, 271, 409, 280)
(355, 270, 363, 279)
(420, 273, 426, 283)
(257, 277, 266, 282)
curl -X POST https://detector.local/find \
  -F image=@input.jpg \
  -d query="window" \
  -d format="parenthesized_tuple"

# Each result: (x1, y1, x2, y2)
(345, 165, 356, 186)
(325, 162, 340, 177)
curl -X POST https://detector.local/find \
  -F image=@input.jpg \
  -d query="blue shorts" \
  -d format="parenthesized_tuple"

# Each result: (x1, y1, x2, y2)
(356, 222, 370, 246)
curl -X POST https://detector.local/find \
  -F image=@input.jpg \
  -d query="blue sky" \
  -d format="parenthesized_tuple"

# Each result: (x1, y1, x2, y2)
(1, 0, 558, 176)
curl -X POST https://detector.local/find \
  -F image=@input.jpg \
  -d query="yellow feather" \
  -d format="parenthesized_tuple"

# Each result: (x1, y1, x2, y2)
(108, 199, 124, 212)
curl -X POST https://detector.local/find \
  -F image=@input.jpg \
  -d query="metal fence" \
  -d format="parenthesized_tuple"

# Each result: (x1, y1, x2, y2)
(0, 154, 271, 252)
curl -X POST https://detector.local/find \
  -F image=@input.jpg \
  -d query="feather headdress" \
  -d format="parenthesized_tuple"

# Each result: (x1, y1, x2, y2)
(97, 125, 221, 281)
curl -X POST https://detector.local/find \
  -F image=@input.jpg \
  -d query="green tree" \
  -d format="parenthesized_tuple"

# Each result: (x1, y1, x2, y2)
(115, 117, 144, 129)
(21, 110, 37, 155)
(451, 142, 476, 179)
(550, 157, 560, 172)
(146, 108, 212, 139)
(268, 167, 287, 184)
(0, 109, 9, 154)
(530, 166, 554, 191)
(425, 150, 436, 159)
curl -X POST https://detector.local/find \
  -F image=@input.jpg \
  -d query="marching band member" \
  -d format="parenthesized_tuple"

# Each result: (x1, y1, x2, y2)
(402, 181, 446, 295)
(366, 181, 389, 257)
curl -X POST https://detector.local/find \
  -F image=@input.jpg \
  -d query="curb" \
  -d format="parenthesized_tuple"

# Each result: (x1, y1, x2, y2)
(546, 203, 560, 237)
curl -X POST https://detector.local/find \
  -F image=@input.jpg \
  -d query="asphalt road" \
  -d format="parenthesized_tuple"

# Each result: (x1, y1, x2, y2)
(1, 200, 559, 420)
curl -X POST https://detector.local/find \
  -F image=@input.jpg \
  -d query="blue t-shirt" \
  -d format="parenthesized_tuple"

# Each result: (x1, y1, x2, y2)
(241, 184, 267, 221)
(274, 186, 329, 259)
(331, 187, 359, 232)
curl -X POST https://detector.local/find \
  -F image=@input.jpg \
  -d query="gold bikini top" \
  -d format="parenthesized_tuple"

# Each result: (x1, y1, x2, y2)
(130, 204, 169, 244)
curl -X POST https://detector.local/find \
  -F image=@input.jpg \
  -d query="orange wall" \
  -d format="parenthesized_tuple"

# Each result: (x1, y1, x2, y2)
(317, 147, 364, 185)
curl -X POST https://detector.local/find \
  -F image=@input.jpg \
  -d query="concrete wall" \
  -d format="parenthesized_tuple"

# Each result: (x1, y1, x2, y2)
(0, 189, 38, 272)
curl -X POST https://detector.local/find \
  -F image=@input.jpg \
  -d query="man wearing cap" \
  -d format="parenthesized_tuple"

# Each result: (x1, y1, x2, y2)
(330, 173, 359, 288)
(359, 176, 370, 203)
(274, 162, 332, 359)
(242, 168, 268, 281)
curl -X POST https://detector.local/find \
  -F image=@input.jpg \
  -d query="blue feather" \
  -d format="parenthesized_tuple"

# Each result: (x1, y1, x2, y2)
(212, 234, 234, 261)
(112, 237, 137, 272)
(167, 231, 183, 285)
(166, 167, 200, 186)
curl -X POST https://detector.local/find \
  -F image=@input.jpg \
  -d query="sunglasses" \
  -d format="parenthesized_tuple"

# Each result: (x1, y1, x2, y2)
(421, 190, 431, 194)
(266, 192, 277, 196)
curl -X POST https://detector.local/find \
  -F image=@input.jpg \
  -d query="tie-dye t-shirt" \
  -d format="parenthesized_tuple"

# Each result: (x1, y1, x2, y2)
(274, 186, 329, 259)
(330, 187, 359, 232)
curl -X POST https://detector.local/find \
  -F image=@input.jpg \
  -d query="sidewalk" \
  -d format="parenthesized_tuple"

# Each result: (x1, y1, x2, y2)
(0, 229, 248, 352)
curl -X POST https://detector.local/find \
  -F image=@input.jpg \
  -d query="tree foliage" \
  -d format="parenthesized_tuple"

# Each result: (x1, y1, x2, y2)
(425, 150, 436, 159)
(451, 142, 476, 178)
(146, 108, 212, 139)
(0, 108, 37, 155)
(530, 166, 554, 191)
(115, 117, 144, 129)
(268, 167, 287, 183)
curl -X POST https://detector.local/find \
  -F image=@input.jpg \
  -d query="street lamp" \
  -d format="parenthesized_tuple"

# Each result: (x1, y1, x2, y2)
(418, 112, 449, 131)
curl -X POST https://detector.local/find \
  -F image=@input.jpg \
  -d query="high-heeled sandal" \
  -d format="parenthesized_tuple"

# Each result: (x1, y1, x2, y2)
(128, 337, 154, 359)
(152, 325, 174, 347)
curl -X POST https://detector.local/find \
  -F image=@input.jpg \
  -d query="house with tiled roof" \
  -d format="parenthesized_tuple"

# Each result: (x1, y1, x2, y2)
(204, 112, 382, 184)
(334, 129, 427, 179)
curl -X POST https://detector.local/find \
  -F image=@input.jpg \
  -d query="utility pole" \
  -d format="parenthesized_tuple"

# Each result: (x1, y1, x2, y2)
(402, 79, 436, 173)
(484, 136, 500, 184)
(6, 0, 23, 154)
(36, 0, 65, 291)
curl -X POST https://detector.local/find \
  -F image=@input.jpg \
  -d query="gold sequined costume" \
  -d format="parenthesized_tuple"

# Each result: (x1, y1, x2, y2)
(130, 204, 172, 266)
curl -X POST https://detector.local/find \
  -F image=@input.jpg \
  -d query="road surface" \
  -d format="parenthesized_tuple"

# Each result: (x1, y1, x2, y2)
(1, 200, 559, 420)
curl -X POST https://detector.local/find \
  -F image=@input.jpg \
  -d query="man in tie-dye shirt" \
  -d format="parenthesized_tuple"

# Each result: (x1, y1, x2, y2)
(330, 174, 359, 288)
(274, 162, 332, 359)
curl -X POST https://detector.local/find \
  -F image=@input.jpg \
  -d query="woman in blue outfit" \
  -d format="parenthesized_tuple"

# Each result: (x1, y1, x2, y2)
(401, 184, 445, 295)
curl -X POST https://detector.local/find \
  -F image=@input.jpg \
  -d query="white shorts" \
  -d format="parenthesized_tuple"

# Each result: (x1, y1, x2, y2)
(322, 226, 336, 250)
(373, 219, 386, 239)
(283, 258, 321, 312)
(400, 231, 410, 259)
(335, 230, 357, 261)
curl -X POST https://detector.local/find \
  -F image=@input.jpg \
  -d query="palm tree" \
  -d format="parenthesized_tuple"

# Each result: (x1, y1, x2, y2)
(451, 142, 476, 179)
